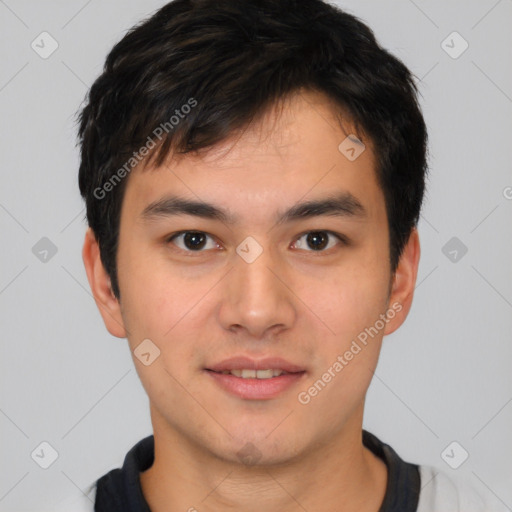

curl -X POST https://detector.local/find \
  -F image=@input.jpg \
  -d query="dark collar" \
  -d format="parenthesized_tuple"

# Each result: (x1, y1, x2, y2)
(363, 430, 420, 511)
(94, 430, 420, 512)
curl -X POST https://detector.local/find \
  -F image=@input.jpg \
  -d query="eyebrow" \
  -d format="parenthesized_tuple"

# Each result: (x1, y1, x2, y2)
(140, 192, 367, 225)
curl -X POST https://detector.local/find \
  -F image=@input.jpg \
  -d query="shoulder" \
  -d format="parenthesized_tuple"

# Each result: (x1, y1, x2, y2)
(52, 435, 154, 511)
(417, 465, 508, 512)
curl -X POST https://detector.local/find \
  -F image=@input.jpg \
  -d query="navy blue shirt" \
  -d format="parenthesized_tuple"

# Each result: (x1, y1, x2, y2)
(94, 430, 421, 512)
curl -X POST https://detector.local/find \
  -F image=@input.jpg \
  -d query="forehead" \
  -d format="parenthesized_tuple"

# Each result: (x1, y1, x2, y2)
(157, 89, 372, 168)
(121, 90, 383, 224)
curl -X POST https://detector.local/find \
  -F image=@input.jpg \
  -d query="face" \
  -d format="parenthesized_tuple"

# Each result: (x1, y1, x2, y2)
(84, 89, 419, 466)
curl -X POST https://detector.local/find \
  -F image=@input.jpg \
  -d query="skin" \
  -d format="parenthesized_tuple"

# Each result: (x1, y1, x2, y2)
(83, 89, 420, 512)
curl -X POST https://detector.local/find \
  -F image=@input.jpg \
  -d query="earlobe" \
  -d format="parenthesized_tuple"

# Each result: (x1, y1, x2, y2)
(384, 228, 421, 336)
(82, 228, 127, 338)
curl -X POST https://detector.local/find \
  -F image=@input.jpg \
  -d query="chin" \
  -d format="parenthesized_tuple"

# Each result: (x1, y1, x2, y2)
(209, 431, 304, 468)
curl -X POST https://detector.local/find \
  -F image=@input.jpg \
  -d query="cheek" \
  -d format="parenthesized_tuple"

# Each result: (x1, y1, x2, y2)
(119, 251, 218, 369)
(295, 268, 388, 419)
(301, 259, 390, 344)
(117, 244, 181, 340)
(118, 262, 205, 397)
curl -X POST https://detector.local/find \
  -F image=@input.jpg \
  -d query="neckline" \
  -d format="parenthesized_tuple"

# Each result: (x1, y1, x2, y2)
(95, 430, 420, 512)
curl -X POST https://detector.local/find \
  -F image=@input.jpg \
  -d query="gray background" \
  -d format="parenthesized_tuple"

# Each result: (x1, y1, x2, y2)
(1, 0, 511, 510)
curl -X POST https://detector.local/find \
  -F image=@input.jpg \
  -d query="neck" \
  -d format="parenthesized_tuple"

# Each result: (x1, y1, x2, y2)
(140, 406, 388, 512)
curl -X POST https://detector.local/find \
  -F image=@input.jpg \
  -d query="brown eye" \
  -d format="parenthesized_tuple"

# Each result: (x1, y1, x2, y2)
(168, 231, 217, 252)
(294, 231, 344, 252)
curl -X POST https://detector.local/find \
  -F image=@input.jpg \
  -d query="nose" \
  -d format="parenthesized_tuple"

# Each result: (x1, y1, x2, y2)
(217, 242, 297, 339)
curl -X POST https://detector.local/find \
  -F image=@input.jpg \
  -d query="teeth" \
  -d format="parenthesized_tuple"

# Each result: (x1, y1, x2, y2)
(222, 369, 285, 379)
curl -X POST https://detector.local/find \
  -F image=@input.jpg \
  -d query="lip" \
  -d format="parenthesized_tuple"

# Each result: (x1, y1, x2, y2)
(206, 356, 305, 373)
(205, 356, 306, 400)
(205, 371, 306, 400)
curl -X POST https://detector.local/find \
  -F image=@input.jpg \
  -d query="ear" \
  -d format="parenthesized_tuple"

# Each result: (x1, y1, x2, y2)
(384, 228, 420, 335)
(82, 227, 127, 338)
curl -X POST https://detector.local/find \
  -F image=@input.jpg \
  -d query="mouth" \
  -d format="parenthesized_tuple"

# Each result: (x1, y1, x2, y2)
(206, 356, 306, 374)
(204, 356, 306, 400)
(208, 368, 294, 379)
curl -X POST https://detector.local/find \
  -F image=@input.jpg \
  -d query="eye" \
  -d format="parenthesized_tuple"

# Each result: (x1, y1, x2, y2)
(166, 230, 347, 254)
(292, 231, 346, 252)
(167, 231, 219, 252)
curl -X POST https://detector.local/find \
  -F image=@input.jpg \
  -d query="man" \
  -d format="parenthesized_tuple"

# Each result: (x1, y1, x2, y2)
(66, 0, 503, 510)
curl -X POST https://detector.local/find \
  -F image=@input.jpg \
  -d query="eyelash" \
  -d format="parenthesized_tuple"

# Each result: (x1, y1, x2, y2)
(165, 230, 349, 255)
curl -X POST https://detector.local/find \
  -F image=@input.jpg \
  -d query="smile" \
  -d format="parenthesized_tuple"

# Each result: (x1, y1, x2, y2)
(216, 369, 287, 379)
(205, 363, 306, 399)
